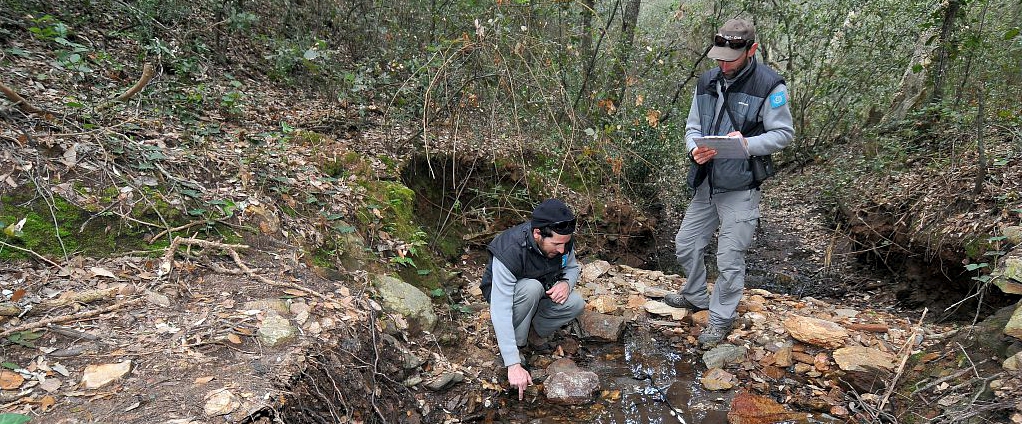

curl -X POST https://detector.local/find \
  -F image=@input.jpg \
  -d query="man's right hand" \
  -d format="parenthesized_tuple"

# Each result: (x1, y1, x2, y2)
(507, 363, 532, 400)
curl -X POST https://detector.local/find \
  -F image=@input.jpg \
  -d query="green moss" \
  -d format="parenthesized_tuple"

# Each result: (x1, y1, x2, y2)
(360, 180, 444, 291)
(964, 234, 994, 260)
(1, 193, 148, 260)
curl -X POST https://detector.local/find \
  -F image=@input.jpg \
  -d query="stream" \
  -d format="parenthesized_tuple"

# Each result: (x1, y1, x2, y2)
(508, 324, 842, 424)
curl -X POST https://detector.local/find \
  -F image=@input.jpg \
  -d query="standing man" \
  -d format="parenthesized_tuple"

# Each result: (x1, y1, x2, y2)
(481, 198, 585, 400)
(666, 18, 795, 348)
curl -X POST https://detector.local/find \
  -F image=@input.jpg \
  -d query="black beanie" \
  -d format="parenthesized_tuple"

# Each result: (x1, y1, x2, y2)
(531, 199, 575, 232)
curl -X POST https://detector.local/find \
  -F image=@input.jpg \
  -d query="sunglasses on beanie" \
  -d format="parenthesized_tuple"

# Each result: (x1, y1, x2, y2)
(548, 218, 577, 234)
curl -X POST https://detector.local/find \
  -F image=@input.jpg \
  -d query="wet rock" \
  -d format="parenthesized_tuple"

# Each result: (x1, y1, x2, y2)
(546, 357, 580, 374)
(373, 274, 437, 333)
(783, 315, 848, 348)
(771, 344, 794, 367)
(643, 300, 688, 320)
(702, 344, 749, 369)
(700, 367, 737, 391)
(740, 298, 765, 313)
(81, 361, 132, 389)
(544, 368, 599, 404)
(691, 310, 710, 326)
(257, 314, 296, 347)
(832, 346, 896, 371)
(578, 310, 625, 341)
(727, 391, 812, 423)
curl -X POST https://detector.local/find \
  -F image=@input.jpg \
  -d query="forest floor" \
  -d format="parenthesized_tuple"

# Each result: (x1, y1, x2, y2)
(2, 4, 1022, 422)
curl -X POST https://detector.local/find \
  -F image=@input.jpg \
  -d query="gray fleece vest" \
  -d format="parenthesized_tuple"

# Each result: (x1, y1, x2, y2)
(480, 222, 574, 302)
(688, 59, 784, 192)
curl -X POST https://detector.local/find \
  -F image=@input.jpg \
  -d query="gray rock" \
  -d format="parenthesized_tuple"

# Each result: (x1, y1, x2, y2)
(257, 315, 296, 347)
(373, 274, 437, 333)
(578, 310, 626, 341)
(424, 372, 463, 391)
(544, 369, 600, 404)
(702, 344, 748, 370)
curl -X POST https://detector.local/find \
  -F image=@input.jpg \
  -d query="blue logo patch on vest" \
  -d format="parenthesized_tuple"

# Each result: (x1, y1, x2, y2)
(770, 91, 788, 108)
(561, 255, 568, 267)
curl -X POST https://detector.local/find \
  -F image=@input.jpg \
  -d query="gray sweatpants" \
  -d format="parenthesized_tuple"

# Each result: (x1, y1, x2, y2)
(675, 182, 761, 327)
(512, 279, 585, 346)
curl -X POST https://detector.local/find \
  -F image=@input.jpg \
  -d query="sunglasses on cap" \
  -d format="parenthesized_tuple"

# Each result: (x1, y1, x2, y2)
(714, 35, 752, 50)
(548, 218, 577, 234)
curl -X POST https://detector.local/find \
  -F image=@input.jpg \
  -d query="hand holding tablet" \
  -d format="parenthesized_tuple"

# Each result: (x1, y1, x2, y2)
(694, 136, 749, 159)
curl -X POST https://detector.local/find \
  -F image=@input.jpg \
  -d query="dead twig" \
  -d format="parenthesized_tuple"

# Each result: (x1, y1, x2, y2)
(149, 219, 213, 243)
(0, 240, 61, 268)
(0, 79, 44, 115)
(0, 287, 120, 317)
(911, 358, 990, 395)
(877, 308, 927, 413)
(96, 63, 155, 111)
(0, 297, 144, 339)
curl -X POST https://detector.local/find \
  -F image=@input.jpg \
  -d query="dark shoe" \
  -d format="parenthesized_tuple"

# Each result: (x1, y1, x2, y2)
(664, 294, 707, 312)
(528, 328, 552, 352)
(698, 322, 733, 348)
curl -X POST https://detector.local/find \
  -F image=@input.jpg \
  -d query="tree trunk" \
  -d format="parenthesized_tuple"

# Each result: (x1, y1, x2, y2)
(929, 0, 962, 104)
(580, 0, 594, 62)
(882, 29, 936, 124)
(611, 0, 640, 107)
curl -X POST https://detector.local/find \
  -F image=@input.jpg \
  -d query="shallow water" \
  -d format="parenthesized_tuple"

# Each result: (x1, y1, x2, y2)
(514, 326, 731, 423)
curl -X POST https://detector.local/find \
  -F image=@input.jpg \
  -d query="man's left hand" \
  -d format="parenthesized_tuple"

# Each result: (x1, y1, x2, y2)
(546, 280, 570, 304)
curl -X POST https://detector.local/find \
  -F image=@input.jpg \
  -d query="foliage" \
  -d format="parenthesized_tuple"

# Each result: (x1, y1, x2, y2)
(0, 414, 32, 424)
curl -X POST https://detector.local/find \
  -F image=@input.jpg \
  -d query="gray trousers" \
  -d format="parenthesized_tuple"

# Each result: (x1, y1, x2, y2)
(675, 183, 761, 327)
(512, 279, 585, 346)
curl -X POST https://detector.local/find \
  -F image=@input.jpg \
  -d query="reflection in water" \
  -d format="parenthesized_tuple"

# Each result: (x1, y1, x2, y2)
(521, 325, 730, 423)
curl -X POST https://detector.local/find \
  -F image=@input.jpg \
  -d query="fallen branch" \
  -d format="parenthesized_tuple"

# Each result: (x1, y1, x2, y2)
(148, 219, 212, 243)
(0, 79, 44, 114)
(96, 63, 155, 111)
(160, 236, 330, 300)
(0, 297, 144, 338)
(878, 308, 927, 412)
(911, 358, 990, 395)
(0, 240, 61, 268)
(0, 287, 120, 317)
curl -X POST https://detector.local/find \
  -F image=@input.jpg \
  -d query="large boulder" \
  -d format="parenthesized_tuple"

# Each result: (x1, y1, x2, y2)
(373, 274, 437, 334)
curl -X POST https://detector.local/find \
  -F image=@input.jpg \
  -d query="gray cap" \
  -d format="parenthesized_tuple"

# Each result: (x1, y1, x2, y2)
(708, 19, 756, 62)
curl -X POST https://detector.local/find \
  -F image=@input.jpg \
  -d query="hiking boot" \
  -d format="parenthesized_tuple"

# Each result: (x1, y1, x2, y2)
(663, 294, 707, 312)
(527, 328, 552, 352)
(698, 322, 733, 348)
